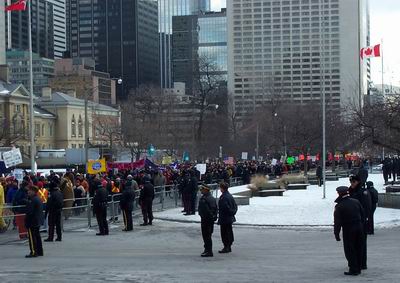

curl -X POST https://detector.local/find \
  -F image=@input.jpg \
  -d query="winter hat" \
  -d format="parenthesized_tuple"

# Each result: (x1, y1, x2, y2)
(336, 186, 349, 194)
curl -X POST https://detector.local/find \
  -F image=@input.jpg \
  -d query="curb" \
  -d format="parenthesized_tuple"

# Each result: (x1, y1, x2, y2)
(154, 217, 333, 229)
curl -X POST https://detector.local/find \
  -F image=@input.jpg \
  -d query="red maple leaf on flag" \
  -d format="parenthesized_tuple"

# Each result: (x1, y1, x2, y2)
(364, 48, 373, 56)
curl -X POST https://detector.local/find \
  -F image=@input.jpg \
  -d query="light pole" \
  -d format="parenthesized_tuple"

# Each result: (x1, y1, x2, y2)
(274, 112, 287, 159)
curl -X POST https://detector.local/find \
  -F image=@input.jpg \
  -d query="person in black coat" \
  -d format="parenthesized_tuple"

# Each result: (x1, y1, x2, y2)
(334, 186, 365, 276)
(139, 176, 154, 226)
(44, 181, 64, 242)
(198, 184, 218, 257)
(357, 163, 369, 188)
(119, 178, 135, 231)
(218, 182, 238, 254)
(25, 186, 44, 258)
(187, 170, 198, 215)
(316, 165, 323, 187)
(366, 181, 379, 235)
(348, 174, 371, 270)
(93, 184, 109, 236)
(382, 158, 392, 184)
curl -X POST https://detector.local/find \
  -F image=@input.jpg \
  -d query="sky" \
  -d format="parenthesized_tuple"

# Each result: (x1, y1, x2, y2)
(210, 0, 400, 87)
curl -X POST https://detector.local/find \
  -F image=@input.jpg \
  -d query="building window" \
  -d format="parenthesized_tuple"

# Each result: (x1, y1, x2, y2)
(71, 115, 76, 137)
(78, 115, 83, 137)
(42, 124, 45, 136)
(35, 123, 41, 137)
(49, 123, 53, 137)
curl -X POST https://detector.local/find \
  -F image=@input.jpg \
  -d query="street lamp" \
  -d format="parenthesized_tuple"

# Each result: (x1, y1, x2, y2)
(274, 112, 287, 159)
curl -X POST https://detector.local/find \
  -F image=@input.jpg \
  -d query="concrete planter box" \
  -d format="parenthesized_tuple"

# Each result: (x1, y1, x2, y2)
(232, 189, 252, 198)
(233, 195, 250, 206)
(386, 186, 400, 193)
(287, 184, 309, 190)
(378, 193, 400, 209)
(258, 189, 285, 197)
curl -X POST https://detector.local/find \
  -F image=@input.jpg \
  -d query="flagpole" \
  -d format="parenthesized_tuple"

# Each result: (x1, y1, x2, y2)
(381, 39, 384, 95)
(28, 0, 35, 173)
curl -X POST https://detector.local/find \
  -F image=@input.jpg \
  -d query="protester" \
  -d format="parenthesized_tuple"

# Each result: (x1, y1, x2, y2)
(0, 177, 6, 231)
(119, 176, 135, 231)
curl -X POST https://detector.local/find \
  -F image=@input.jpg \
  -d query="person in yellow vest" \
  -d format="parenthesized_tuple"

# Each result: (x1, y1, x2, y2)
(110, 180, 121, 222)
(0, 177, 6, 231)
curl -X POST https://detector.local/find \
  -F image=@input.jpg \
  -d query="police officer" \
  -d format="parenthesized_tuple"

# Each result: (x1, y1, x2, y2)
(139, 176, 154, 226)
(119, 176, 136, 231)
(348, 174, 371, 270)
(44, 180, 64, 242)
(93, 184, 109, 236)
(366, 181, 379, 235)
(218, 182, 237, 254)
(25, 186, 44, 258)
(198, 184, 217, 257)
(334, 186, 365, 275)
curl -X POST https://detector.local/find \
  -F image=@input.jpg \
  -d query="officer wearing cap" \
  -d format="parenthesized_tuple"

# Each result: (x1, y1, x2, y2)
(348, 174, 371, 270)
(93, 183, 109, 236)
(198, 184, 217, 257)
(334, 186, 365, 275)
(44, 180, 64, 242)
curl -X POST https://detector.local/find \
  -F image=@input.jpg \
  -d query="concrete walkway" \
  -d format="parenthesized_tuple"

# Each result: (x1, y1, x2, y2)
(1, 221, 399, 282)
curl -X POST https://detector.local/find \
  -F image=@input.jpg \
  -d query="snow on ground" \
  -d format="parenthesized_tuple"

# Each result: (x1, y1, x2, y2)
(155, 173, 400, 227)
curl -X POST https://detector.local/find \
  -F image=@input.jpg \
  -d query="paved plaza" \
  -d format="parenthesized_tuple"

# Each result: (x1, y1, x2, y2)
(1, 221, 399, 282)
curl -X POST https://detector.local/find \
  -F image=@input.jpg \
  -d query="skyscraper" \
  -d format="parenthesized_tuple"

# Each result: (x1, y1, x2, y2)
(6, 0, 55, 59)
(47, 0, 67, 58)
(69, 0, 159, 100)
(227, 0, 370, 120)
(158, 0, 211, 88)
(172, 9, 227, 95)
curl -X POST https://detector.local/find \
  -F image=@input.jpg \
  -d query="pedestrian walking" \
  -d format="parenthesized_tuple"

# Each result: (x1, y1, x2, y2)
(366, 181, 379, 235)
(25, 186, 44, 258)
(198, 184, 218, 257)
(348, 174, 371, 270)
(44, 181, 64, 242)
(316, 165, 323, 187)
(217, 182, 237, 253)
(334, 186, 365, 275)
(139, 176, 154, 226)
(93, 184, 109, 236)
(120, 177, 136, 231)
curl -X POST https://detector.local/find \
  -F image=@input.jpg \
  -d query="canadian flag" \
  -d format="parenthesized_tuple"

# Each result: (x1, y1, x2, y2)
(5, 0, 27, 12)
(360, 44, 381, 59)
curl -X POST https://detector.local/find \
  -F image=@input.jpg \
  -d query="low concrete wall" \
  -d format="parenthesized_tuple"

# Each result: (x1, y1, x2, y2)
(378, 193, 400, 209)
(233, 189, 252, 198)
(233, 195, 250, 206)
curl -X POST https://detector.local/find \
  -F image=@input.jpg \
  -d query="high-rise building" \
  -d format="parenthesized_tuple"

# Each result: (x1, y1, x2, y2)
(6, 0, 54, 59)
(47, 0, 67, 58)
(0, 1, 5, 65)
(7, 50, 54, 96)
(158, 0, 211, 88)
(69, 0, 159, 101)
(227, 0, 370, 120)
(172, 9, 227, 95)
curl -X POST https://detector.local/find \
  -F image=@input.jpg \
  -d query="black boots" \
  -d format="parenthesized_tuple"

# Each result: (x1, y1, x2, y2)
(218, 246, 231, 253)
(201, 251, 213, 257)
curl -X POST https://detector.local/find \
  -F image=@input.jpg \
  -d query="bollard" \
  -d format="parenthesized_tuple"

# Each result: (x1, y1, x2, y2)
(161, 186, 165, 210)
(111, 195, 116, 223)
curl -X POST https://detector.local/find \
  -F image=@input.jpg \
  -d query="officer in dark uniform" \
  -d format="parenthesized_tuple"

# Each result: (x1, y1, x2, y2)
(198, 184, 218, 257)
(25, 186, 44, 258)
(366, 181, 379, 235)
(44, 180, 64, 242)
(348, 174, 371, 270)
(334, 186, 365, 275)
(218, 182, 238, 254)
(119, 177, 135, 231)
(139, 176, 154, 226)
(93, 184, 109, 236)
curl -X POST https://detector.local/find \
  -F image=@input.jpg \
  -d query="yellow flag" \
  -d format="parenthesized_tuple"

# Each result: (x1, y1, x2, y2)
(87, 158, 107, 174)
(162, 156, 172, 165)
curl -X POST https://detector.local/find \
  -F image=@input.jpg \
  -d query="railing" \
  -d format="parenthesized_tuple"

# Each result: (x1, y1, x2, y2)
(0, 177, 243, 243)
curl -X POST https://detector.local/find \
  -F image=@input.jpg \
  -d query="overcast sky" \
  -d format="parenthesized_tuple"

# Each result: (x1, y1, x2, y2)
(210, 0, 400, 87)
